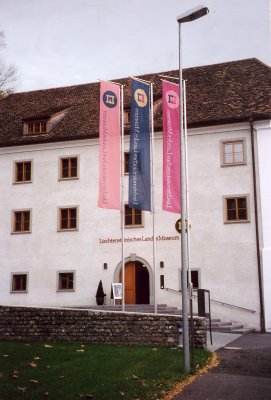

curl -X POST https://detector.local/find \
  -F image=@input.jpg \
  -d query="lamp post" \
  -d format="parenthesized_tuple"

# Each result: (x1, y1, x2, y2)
(177, 5, 209, 374)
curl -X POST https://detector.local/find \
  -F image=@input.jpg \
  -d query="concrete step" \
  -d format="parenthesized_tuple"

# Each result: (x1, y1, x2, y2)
(212, 323, 244, 332)
(210, 320, 255, 334)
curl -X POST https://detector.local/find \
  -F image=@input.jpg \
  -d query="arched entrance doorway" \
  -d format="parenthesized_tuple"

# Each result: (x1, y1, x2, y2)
(119, 261, 150, 304)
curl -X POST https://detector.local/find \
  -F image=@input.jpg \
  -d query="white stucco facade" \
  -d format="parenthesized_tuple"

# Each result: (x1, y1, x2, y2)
(0, 120, 267, 331)
(255, 120, 271, 332)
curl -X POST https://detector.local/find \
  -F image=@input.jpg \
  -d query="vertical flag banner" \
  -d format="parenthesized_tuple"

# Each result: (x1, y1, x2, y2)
(129, 79, 151, 211)
(162, 80, 181, 213)
(98, 82, 120, 210)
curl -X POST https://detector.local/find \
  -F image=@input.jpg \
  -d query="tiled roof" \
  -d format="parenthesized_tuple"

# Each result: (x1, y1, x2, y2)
(0, 58, 270, 148)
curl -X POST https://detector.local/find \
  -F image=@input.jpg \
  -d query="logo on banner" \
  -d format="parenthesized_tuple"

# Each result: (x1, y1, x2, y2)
(166, 90, 179, 109)
(134, 88, 148, 107)
(103, 91, 118, 108)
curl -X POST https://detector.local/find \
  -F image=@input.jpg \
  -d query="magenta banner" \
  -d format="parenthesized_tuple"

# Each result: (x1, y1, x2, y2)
(98, 82, 120, 210)
(162, 80, 181, 213)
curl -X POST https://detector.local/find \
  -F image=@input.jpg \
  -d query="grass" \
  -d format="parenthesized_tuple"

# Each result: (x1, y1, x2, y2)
(0, 340, 211, 400)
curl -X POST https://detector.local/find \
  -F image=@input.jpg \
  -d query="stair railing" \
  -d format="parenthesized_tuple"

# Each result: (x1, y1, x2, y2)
(164, 287, 256, 314)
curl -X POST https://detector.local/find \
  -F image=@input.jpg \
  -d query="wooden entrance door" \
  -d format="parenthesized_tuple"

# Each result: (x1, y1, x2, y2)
(119, 262, 136, 304)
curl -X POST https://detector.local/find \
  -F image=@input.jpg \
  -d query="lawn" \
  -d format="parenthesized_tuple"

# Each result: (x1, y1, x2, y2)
(0, 340, 211, 400)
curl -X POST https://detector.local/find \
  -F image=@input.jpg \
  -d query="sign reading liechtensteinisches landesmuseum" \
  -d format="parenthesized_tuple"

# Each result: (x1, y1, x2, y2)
(99, 235, 180, 244)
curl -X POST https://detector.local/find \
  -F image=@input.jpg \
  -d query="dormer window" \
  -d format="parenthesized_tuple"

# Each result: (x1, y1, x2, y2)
(124, 109, 131, 126)
(24, 120, 47, 135)
(22, 106, 70, 136)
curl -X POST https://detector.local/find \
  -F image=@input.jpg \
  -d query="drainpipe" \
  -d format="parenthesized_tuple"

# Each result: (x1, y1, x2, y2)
(249, 118, 265, 333)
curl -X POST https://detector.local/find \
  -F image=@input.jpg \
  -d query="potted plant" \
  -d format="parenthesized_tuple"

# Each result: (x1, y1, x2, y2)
(96, 280, 106, 305)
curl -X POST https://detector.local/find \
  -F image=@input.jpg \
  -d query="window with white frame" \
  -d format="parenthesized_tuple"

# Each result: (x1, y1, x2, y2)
(221, 139, 246, 166)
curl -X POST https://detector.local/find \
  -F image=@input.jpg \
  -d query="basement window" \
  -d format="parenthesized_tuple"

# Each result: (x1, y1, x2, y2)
(57, 271, 75, 291)
(11, 273, 28, 292)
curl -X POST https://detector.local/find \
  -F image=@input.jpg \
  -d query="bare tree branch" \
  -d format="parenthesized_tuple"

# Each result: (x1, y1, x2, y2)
(0, 31, 17, 95)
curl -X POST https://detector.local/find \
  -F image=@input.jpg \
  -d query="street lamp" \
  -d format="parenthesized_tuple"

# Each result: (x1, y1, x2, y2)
(177, 5, 209, 374)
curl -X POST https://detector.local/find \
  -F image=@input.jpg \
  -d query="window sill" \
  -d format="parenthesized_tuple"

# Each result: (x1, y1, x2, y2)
(10, 290, 28, 294)
(124, 225, 144, 229)
(221, 162, 246, 167)
(224, 220, 250, 224)
(58, 177, 79, 181)
(57, 289, 75, 292)
(13, 181, 32, 185)
(57, 228, 79, 232)
(11, 231, 32, 235)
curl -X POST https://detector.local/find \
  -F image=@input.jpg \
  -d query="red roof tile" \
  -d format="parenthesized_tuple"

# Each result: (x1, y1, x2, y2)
(0, 58, 270, 148)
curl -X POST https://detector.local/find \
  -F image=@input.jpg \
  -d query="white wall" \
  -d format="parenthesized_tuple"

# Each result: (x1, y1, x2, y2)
(0, 122, 264, 329)
(255, 120, 271, 332)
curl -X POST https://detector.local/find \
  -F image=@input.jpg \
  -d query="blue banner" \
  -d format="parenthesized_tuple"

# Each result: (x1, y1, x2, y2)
(128, 79, 151, 211)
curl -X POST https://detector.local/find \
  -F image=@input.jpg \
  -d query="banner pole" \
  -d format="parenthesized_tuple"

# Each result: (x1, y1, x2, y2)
(179, 22, 190, 373)
(120, 84, 125, 312)
(150, 83, 157, 314)
(183, 80, 191, 286)
(184, 79, 194, 364)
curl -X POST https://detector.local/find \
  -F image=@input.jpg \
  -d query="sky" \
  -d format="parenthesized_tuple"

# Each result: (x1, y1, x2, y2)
(0, 0, 270, 93)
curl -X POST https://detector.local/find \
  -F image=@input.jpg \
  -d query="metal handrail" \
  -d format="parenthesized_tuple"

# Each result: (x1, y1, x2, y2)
(164, 287, 256, 314)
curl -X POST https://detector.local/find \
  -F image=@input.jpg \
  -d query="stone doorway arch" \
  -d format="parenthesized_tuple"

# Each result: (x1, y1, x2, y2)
(114, 255, 153, 305)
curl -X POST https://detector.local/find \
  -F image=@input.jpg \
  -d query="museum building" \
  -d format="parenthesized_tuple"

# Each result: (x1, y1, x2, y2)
(0, 58, 270, 331)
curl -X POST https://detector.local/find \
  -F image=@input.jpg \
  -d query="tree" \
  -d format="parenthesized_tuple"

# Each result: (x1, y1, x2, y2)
(0, 31, 17, 98)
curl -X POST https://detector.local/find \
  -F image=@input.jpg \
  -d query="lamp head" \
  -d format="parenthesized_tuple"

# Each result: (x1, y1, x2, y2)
(177, 5, 209, 24)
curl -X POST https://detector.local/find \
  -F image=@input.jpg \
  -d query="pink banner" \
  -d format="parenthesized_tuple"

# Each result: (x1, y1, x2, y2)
(98, 82, 120, 210)
(162, 80, 181, 213)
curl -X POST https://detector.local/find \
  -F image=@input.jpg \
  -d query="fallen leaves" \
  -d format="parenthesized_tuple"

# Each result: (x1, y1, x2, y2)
(44, 344, 53, 348)
(11, 369, 19, 379)
(162, 353, 220, 400)
(29, 362, 37, 368)
(17, 386, 27, 392)
(30, 379, 39, 384)
(76, 345, 86, 353)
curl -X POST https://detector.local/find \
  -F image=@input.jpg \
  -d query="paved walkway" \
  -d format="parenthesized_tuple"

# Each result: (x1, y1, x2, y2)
(173, 333, 271, 400)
